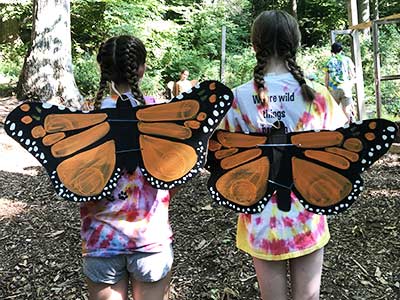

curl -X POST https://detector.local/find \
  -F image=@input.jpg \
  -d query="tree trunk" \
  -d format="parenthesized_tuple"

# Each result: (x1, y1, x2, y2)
(290, 0, 297, 19)
(357, 0, 370, 36)
(17, 0, 82, 108)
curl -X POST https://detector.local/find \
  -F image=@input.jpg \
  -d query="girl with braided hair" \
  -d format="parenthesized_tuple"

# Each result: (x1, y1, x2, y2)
(80, 35, 173, 300)
(221, 10, 347, 300)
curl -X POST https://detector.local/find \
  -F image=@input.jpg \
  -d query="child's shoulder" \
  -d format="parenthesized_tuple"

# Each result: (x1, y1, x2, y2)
(233, 79, 254, 95)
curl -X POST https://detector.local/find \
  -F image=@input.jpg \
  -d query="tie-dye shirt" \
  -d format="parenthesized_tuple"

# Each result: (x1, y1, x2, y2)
(323, 53, 355, 97)
(222, 73, 347, 260)
(80, 93, 173, 257)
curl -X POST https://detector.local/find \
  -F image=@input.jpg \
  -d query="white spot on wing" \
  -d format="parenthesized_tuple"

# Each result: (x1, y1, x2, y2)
(42, 103, 53, 109)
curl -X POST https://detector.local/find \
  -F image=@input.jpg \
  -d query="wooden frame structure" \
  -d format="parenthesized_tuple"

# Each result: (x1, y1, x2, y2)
(350, 13, 400, 118)
(371, 17, 400, 118)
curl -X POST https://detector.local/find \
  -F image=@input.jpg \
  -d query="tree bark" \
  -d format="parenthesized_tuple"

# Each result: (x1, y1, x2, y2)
(290, 0, 297, 19)
(17, 0, 82, 108)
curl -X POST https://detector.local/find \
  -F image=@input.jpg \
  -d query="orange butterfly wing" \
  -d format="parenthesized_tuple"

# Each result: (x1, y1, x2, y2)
(136, 81, 234, 189)
(5, 103, 120, 201)
(5, 80, 234, 201)
(207, 130, 272, 213)
(290, 119, 397, 214)
(206, 119, 398, 215)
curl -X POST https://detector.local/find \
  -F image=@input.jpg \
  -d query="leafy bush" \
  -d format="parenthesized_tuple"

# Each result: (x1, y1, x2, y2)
(224, 47, 254, 88)
(73, 53, 99, 98)
(0, 41, 26, 83)
(297, 45, 331, 85)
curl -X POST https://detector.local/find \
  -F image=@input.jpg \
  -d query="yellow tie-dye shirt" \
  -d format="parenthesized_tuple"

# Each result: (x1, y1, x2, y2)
(221, 73, 347, 260)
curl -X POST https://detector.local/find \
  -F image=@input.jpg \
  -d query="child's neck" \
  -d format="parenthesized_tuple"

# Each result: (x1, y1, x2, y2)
(110, 82, 131, 98)
(264, 58, 288, 75)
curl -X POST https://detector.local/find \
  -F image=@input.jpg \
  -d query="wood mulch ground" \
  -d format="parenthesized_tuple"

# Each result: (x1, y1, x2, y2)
(0, 95, 399, 300)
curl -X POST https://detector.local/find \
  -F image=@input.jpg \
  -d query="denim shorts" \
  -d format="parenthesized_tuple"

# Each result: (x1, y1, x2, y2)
(83, 244, 173, 284)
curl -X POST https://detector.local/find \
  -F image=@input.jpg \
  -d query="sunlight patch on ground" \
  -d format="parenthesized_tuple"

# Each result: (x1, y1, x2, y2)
(0, 128, 41, 175)
(0, 198, 28, 220)
(390, 143, 400, 154)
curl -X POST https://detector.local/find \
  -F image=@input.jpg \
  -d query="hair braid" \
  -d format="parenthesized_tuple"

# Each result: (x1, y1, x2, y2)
(94, 35, 147, 107)
(93, 39, 117, 109)
(125, 41, 145, 104)
(94, 77, 108, 109)
(286, 55, 315, 102)
(253, 50, 269, 105)
(251, 10, 315, 104)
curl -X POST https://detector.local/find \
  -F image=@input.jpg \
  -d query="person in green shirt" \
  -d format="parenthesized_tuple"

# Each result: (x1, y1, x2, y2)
(324, 42, 356, 122)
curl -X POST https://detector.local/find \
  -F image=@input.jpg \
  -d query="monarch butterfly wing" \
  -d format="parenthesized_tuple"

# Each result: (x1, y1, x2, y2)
(4, 102, 126, 202)
(289, 118, 398, 215)
(206, 130, 274, 213)
(135, 80, 234, 189)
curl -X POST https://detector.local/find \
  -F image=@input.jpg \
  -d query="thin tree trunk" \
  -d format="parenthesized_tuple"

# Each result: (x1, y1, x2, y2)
(357, 0, 370, 36)
(17, 0, 82, 108)
(290, 0, 297, 19)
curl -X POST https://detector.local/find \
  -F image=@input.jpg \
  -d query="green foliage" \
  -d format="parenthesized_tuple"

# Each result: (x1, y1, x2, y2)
(141, 68, 165, 97)
(0, 41, 25, 82)
(358, 24, 400, 119)
(73, 53, 99, 97)
(297, 45, 331, 85)
(0, 2, 32, 43)
(1, 0, 399, 113)
(224, 47, 255, 88)
(0, 3, 31, 84)
(298, 0, 348, 46)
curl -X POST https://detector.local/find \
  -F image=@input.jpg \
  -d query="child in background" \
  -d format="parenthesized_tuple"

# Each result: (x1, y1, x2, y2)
(81, 35, 173, 300)
(221, 11, 347, 300)
(324, 42, 356, 122)
(173, 69, 193, 96)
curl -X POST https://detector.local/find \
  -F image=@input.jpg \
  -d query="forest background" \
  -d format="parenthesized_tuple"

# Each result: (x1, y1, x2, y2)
(0, 0, 399, 119)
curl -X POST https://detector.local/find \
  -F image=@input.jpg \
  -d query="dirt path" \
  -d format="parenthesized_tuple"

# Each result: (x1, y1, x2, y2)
(0, 96, 399, 300)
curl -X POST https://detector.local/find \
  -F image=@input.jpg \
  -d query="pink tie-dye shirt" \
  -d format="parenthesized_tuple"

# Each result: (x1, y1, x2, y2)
(80, 93, 173, 257)
(222, 73, 347, 260)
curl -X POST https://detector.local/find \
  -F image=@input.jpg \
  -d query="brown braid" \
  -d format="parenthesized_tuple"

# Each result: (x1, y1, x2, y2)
(93, 77, 108, 109)
(125, 39, 145, 104)
(251, 10, 315, 104)
(253, 50, 269, 105)
(94, 35, 147, 108)
(286, 55, 315, 102)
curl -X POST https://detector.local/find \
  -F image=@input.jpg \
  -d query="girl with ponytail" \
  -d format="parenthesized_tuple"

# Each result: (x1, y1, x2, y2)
(221, 10, 348, 300)
(80, 35, 173, 300)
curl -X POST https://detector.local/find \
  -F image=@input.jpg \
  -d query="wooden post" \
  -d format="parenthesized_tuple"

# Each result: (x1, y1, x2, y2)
(220, 26, 226, 84)
(372, 20, 382, 118)
(372, 21, 382, 118)
(348, 0, 366, 120)
(352, 32, 366, 119)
